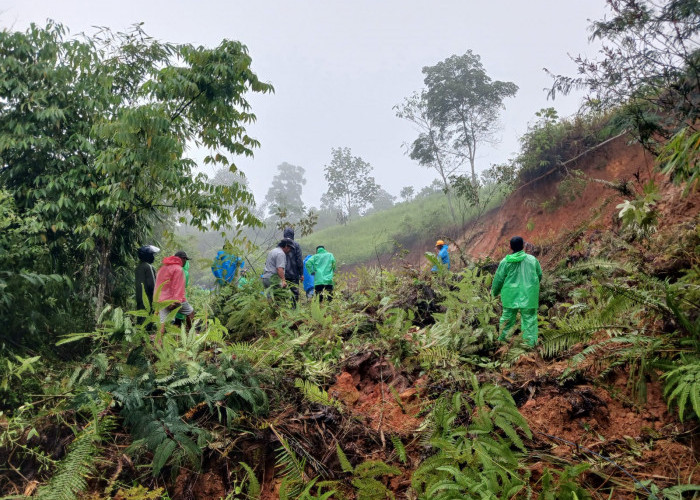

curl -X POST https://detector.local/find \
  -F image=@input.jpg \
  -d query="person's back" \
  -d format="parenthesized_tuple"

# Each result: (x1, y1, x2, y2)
(306, 247, 336, 285)
(306, 245, 336, 302)
(283, 227, 303, 282)
(155, 256, 186, 302)
(491, 236, 542, 347)
(492, 251, 541, 309)
(135, 245, 159, 310)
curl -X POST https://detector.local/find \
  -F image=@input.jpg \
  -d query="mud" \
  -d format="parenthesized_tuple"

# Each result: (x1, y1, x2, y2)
(329, 354, 427, 435)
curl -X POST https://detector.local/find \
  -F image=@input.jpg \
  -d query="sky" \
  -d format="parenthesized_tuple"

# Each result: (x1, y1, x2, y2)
(1, 1, 609, 208)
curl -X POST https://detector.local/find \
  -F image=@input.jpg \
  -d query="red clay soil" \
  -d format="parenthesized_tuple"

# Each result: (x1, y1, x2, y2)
(329, 358, 427, 435)
(462, 135, 700, 264)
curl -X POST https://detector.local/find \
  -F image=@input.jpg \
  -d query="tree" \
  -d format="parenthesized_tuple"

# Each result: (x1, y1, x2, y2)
(422, 51, 518, 183)
(395, 91, 459, 219)
(400, 186, 415, 202)
(264, 162, 307, 218)
(547, 0, 700, 150)
(0, 22, 272, 320)
(322, 147, 380, 224)
(367, 188, 396, 214)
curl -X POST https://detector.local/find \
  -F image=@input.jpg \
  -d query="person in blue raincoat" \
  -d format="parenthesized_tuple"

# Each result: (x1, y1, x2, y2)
(303, 254, 315, 299)
(211, 250, 243, 285)
(431, 240, 450, 272)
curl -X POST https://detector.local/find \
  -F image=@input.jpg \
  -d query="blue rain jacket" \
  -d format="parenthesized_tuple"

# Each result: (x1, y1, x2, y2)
(431, 245, 450, 271)
(303, 255, 315, 292)
(212, 251, 244, 285)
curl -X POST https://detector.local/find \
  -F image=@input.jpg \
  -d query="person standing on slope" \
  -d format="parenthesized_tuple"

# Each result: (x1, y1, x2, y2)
(303, 254, 315, 299)
(135, 245, 160, 317)
(283, 227, 304, 307)
(305, 245, 336, 302)
(432, 240, 450, 271)
(155, 251, 194, 332)
(491, 236, 542, 347)
(262, 239, 294, 290)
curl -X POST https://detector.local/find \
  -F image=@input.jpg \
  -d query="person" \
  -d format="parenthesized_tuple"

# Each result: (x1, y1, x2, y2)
(303, 254, 315, 299)
(211, 250, 243, 285)
(491, 236, 542, 347)
(432, 240, 450, 271)
(155, 250, 195, 331)
(262, 239, 294, 290)
(174, 258, 190, 326)
(135, 245, 160, 319)
(237, 268, 249, 289)
(283, 227, 304, 307)
(305, 245, 336, 302)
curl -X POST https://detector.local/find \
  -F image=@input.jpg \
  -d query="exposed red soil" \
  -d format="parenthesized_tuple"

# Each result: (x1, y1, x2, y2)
(462, 136, 700, 265)
(329, 357, 427, 435)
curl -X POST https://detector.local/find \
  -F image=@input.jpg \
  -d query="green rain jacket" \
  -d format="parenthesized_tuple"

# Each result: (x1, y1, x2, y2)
(491, 250, 542, 309)
(175, 260, 190, 320)
(305, 247, 336, 286)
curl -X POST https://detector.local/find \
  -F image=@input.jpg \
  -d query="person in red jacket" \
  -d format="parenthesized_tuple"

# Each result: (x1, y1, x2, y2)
(155, 251, 194, 330)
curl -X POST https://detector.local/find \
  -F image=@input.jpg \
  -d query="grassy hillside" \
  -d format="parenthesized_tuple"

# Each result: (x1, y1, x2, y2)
(299, 187, 507, 267)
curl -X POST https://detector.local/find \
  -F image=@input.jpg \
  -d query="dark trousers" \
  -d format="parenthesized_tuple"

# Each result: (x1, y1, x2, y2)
(314, 284, 334, 302)
(288, 279, 300, 308)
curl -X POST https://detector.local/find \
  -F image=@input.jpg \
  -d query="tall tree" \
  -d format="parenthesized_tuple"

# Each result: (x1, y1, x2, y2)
(0, 22, 272, 319)
(422, 50, 518, 183)
(322, 147, 379, 225)
(395, 91, 458, 219)
(264, 162, 307, 217)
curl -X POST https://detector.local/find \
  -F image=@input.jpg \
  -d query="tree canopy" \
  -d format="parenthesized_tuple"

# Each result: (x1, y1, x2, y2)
(0, 22, 272, 325)
(264, 162, 307, 217)
(322, 147, 380, 225)
(421, 50, 518, 183)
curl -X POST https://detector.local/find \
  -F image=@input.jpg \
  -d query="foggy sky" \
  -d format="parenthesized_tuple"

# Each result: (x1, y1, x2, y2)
(2, 1, 608, 208)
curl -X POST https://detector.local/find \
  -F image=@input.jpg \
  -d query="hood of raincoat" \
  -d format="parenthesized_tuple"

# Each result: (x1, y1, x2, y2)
(163, 255, 184, 266)
(283, 227, 295, 239)
(316, 247, 327, 254)
(505, 250, 527, 263)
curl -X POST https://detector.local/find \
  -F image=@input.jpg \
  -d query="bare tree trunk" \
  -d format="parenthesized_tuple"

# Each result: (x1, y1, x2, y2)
(94, 209, 121, 321)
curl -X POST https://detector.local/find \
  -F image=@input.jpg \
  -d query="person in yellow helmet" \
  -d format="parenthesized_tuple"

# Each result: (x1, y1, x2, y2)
(491, 236, 542, 347)
(432, 240, 450, 272)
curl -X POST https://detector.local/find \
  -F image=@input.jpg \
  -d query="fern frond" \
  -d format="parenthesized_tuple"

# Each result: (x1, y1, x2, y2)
(239, 461, 261, 499)
(36, 413, 112, 500)
(390, 435, 407, 464)
(336, 443, 353, 473)
(294, 378, 342, 411)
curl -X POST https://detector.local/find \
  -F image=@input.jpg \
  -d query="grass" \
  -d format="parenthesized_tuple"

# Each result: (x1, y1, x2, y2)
(299, 187, 507, 268)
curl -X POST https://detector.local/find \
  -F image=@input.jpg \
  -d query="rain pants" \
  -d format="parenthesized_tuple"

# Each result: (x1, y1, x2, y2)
(305, 247, 336, 286)
(491, 250, 542, 346)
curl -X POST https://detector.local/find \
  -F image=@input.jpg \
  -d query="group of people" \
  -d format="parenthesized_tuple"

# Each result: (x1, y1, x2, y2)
(261, 227, 337, 304)
(135, 246, 195, 331)
(135, 232, 542, 347)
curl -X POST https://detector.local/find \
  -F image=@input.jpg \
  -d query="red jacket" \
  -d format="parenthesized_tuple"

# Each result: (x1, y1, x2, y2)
(155, 256, 186, 303)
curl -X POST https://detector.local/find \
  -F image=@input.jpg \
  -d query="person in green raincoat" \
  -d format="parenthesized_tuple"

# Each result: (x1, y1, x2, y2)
(305, 245, 336, 302)
(491, 236, 542, 347)
(175, 252, 191, 328)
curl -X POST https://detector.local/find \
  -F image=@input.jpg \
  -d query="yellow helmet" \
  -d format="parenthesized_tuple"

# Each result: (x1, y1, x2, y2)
(435, 240, 445, 246)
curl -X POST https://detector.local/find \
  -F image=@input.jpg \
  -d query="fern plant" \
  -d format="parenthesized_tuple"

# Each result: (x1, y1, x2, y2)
(411, 376, 533, 499)
(336, 444, 401, 500)
(662, 356, 700, 421)
(36, 401, 113, 500)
